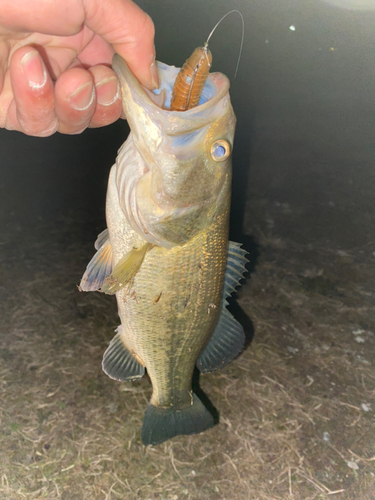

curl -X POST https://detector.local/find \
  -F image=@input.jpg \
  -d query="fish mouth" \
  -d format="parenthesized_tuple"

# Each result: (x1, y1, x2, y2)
(147, 61, 230, 112)
(113, 54, 235, 248)
(113, 55, 231, 134)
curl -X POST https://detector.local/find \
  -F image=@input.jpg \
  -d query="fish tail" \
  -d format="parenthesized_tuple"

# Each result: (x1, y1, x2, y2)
(141, 394, 215, 446)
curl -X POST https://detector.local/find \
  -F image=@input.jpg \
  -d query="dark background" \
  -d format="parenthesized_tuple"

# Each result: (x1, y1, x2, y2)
(1, 0, 374, 250)
(1, 4, 375, 497)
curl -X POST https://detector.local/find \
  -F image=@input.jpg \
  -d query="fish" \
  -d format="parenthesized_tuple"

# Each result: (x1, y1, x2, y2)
(79, 51, 247, 446)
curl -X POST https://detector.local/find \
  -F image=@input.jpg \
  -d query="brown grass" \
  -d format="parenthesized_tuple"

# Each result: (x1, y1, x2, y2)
(1, 215, 374, 500)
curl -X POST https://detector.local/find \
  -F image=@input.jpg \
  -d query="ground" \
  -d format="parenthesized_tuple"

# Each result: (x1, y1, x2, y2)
(1, 3, 375, 496)
(1, 205, 374, 500)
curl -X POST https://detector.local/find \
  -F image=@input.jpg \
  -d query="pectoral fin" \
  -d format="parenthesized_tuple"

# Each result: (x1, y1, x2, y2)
(102, 326, 145, 381)
(197, 241, 248, 373)
(101, 242, 154, 295)
(79, 230, 113, 292)
(94, 228, 109, 250)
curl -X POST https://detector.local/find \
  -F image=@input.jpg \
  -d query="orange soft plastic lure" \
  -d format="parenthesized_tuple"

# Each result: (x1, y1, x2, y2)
(170, 10, 244, 112)
(170, 44, 212, 112)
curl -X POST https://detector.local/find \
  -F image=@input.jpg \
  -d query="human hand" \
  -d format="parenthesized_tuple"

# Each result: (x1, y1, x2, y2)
(0, 0, 157, 136)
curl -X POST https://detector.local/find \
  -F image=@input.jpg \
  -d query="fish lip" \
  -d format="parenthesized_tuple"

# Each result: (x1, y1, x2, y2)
(113, 54, 230, 118)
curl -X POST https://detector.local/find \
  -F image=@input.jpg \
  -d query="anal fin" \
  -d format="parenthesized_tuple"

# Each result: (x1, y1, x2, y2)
(102, 326, 145, 381)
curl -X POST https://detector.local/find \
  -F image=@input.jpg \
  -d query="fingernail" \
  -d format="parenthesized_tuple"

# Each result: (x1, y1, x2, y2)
(150, 59, 159, 90)
(96, 76, 120, 106)
(21, 50, 47, 89)
(68, 81, 95, 111)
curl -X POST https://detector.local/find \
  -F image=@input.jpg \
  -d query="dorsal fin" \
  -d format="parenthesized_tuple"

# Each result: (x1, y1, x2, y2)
(223, 241, 248, 300)
(197, 241, 248, 373)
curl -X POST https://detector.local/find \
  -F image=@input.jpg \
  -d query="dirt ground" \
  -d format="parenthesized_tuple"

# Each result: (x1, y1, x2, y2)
(1, 201, 374, 500)
(1, 2, 375, 497)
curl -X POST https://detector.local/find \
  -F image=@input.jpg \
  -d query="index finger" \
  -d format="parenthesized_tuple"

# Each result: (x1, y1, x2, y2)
(83, 0, 158, 89)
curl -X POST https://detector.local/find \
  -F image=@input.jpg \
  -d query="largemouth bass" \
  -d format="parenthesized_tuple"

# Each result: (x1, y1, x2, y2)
(80, 54, 247, 445)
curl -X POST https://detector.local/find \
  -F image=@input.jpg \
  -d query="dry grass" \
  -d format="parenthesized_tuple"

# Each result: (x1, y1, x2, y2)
(1, 214, 374, 500)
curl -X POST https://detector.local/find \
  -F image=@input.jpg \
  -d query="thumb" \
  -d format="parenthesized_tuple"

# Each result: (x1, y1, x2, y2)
(83, 0, 158, 89)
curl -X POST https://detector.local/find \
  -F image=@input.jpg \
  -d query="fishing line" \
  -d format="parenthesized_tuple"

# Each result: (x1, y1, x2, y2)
(205, 10, 245, 79)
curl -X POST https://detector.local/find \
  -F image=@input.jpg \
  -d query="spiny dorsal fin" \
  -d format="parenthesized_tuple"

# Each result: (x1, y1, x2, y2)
(102, 326, 145, 381)
(101, 242, 154, 295)
(196, 241, 248, 373)
(79, 231, 113, 292)
(224, 241, 248, 300)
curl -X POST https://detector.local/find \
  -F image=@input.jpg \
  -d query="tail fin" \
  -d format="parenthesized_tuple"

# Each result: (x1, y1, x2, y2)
(141, 394, 215, 446)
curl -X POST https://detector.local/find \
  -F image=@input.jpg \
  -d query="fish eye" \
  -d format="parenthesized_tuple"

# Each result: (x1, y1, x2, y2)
(211, 140, 231, 162)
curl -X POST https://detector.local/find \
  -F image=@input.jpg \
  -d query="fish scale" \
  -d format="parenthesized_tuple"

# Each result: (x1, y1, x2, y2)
(80, 55, 247, 445)
(107, 171, 230, 409)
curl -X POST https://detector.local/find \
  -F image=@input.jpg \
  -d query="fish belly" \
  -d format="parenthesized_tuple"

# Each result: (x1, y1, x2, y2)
(106, 164, 230, 410)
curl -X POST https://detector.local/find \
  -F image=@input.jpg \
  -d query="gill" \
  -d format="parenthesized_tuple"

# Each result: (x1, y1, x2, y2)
(170, 10, 245, 112)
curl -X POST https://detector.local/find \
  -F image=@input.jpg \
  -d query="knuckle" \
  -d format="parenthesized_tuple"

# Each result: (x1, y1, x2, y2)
(17, 112, 58, 137)
(126, 12, 155, 48)
(58, 124, 88, 135)
(138, 13, 155, 45)
(18, 116, 59, 137)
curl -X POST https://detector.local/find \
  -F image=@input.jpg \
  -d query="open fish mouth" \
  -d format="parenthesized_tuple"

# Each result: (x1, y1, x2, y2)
(111, 55, 236, 249)
(113, 55, 233, 136)
(147, 61, 229, 112)
(79, 50, 247, 446)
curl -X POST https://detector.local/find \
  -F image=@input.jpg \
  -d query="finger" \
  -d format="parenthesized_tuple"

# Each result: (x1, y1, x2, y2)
(83, 0, 158, 90)
(0, 43, 11, 127)
(9, 46, 58, 137)
(88, 65, 122, 128)
(55, 67, 95, 134)
(77, 33, 115, 67)
(0, 42, 7, 95)
(0, 0, 85, 36)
